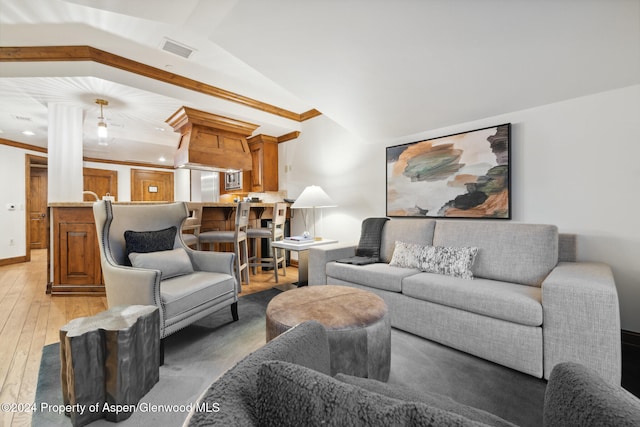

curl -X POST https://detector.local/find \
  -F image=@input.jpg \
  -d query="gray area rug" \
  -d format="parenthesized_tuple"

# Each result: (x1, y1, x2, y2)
(34, 288, 545, 426)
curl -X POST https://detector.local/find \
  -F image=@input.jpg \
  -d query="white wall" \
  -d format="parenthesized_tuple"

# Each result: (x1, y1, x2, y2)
(0, 145, 30, 260)
(281, 85, 640, 332)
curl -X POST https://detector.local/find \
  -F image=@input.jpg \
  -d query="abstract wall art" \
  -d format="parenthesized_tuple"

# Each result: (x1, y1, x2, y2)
(386, 123, 511, 219)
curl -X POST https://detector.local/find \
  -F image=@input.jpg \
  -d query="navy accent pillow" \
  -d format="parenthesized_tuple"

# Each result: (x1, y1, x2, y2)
(123, 226, 177, 266)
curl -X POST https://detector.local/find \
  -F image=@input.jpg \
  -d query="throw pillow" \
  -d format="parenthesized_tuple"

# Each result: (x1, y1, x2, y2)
(256, 360, 477, 426)
(421, 245, 478, 280)
(389, 241, 478, 279)
(123, 226, 177, 266)
(129, 248, 194, 280)
(388, 241, 425, 269)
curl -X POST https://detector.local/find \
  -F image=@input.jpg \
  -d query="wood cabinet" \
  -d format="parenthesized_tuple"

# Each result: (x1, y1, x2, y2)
(51, 206, 104, 295)
(248, 134, 279, 192)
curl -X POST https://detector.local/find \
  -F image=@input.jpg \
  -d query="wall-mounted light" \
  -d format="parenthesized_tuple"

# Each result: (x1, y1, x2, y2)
(95, 98, 108, 144)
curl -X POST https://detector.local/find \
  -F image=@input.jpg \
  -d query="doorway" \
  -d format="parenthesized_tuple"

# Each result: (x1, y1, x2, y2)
(25, 155, 48, 260)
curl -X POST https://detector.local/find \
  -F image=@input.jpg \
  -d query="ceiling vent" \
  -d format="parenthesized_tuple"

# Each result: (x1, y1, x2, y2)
(161, 38, 195, 59)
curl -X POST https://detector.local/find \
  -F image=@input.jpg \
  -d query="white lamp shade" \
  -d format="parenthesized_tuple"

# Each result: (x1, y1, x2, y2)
(290, 185, 336, 209)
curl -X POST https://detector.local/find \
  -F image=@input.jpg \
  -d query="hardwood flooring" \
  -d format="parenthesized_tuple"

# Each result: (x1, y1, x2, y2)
(0, 249, 297, 427)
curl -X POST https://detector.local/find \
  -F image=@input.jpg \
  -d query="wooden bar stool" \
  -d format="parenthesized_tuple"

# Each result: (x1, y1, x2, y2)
(181, 202, 203, 250)
(247, 202, 287, 282)
(198, 201, 250, 286)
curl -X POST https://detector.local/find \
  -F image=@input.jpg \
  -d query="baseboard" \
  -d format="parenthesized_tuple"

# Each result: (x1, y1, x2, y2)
(0, 255, 27, 266)
(622, 329, 640, 398)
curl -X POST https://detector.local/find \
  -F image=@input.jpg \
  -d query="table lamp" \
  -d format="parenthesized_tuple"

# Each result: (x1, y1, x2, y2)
(290, 185, 336, 240)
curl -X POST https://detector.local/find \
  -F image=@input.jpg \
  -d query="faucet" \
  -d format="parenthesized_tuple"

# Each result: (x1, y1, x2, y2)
(82, 191, 99, 201)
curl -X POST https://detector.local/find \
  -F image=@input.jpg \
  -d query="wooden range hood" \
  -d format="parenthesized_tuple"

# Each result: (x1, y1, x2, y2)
(166, 106, 258, 171)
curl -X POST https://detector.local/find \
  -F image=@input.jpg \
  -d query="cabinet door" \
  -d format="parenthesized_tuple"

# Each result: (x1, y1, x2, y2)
(59, 222, 101, 285)
(251, 144, 264, 190)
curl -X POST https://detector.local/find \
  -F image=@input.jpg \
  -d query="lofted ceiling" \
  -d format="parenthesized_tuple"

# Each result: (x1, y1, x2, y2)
(1, 0, 639, 166)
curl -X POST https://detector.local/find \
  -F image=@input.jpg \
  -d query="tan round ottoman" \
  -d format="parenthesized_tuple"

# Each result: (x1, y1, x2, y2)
(266, 285, 390, 381)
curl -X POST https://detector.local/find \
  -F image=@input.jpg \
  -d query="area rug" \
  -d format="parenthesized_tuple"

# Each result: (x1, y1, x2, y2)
(34, 287, 545, 427)
(33, 289, 281, 427)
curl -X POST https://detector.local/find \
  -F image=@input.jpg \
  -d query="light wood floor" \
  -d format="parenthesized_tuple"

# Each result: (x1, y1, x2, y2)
(0, 249, 297, 427)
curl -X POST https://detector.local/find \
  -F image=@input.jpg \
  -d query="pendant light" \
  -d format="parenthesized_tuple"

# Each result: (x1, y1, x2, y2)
(95, 98, 108, 144)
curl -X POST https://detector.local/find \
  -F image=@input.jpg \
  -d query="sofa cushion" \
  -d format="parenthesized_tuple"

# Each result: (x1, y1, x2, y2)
(433, 221, 558, 287)
(129, 248, 194, 279)
(257, 360, 490, 426)
(380, 219, 436, 263)
(402, 273, 543, 326)
(336, 373, 516, 427)
(161, 271, 235, 318)
(326, 261, 419, 292)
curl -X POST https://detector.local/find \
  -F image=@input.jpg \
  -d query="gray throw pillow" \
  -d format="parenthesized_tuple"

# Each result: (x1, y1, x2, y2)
(256, 360, 481, 426)
(123, 226, 177, 266)
(129, 248, 194, 279)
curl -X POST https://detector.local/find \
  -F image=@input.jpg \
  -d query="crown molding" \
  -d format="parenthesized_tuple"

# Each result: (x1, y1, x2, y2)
(1, 138, 173, 169)
(0, 45, 321, 123)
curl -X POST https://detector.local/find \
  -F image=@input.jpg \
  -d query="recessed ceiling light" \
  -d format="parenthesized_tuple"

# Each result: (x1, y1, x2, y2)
(158, 156, 166, 162)
(22, 130, 35, 136)
(155, 127, 166, 132)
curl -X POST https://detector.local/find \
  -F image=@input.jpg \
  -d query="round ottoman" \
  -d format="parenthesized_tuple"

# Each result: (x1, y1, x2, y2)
(266, 285, 390, 381)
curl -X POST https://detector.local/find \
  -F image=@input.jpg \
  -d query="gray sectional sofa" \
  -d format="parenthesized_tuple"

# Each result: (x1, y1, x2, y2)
(309, 219, 621, 383)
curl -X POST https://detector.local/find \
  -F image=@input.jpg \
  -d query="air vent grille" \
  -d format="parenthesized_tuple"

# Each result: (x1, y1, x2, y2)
(161, 39, 195, 59)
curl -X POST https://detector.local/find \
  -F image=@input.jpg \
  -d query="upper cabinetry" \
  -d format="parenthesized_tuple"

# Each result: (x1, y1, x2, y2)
(248, 134, 279, 192)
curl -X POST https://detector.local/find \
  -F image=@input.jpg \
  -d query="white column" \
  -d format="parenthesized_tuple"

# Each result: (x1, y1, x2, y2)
(174, 168, 191, 201)
(48, 103, 84, 202)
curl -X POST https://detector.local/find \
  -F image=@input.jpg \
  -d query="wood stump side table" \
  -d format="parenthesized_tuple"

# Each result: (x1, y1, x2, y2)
(266, 285, 391, 381)
(59, 305, 159, 427)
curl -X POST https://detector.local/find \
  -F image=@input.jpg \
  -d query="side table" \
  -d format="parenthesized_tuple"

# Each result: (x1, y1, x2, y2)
(271, 238, 337, 285)
(59, 305, 159, 427)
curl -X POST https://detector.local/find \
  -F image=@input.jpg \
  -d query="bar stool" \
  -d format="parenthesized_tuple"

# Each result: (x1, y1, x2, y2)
(181, 202, 203, 250)
(198, 201, 250, 286)
(247, 202, 287, 282)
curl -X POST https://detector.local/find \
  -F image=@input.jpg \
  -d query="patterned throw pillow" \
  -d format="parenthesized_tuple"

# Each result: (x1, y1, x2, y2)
(390, 241, 478, 279)
(389, 241, 426, 269)
(421, 245, 478, 280)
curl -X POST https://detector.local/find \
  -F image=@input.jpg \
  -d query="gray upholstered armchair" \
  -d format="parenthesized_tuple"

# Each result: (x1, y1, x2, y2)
(93, 200, 238, 358)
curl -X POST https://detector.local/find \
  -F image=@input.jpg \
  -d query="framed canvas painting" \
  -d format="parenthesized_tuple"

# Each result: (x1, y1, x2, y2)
(386, 123, 511, 219)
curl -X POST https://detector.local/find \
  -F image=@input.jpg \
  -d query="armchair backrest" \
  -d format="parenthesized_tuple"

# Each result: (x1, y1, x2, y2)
(94, 200, 189, 266)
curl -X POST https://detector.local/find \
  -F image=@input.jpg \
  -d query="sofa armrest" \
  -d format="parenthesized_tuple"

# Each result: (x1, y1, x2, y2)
(308, 243, 357, 286)
(544, 362, 640, 427)
(542, 262, 621, 384)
